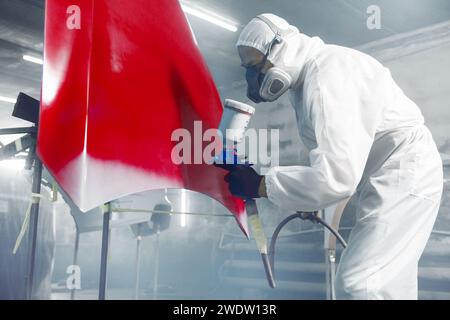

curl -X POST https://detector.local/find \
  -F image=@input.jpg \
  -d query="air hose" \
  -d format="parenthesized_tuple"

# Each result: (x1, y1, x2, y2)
(268, 211, 347, 276)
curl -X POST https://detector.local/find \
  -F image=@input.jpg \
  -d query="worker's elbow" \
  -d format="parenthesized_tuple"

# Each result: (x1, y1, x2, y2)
(317, 188, 352, 209)
(318, 166, 358, 201)
(340, 187, 354, 199)
(326, 177, 356, 202)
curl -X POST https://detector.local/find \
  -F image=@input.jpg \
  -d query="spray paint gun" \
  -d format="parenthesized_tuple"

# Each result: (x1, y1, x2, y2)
(214, 99, 276, 288)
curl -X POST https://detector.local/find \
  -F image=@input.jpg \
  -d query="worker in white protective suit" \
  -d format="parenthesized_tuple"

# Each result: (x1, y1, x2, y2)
(222, 13, 443, 299)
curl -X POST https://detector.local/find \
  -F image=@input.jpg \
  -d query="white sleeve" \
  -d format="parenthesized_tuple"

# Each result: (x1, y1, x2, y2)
(265, 65, 379, 212)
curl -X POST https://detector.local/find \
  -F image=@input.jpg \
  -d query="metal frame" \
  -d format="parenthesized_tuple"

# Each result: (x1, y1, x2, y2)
(323, 198, 350, 300)
(70, 230, 80, 300)
(98, 203, 111, 300)
(0, 126, 41, 299)
(0, 127, 37, 135)
(134, 233, 142, 300)
(25, 157, 43, 299)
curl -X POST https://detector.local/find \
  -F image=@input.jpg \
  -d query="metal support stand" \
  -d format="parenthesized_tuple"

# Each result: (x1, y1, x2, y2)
(322, 199, 349, 300)
(70, 229, 80, 300)
(325, 249, 337, 300)
(99, 203, 111, 300)
(25, 157, 43, 300)
(133, 232, 142, 300)
(152, 227, 160, 300)
(3, 94, 44, 300)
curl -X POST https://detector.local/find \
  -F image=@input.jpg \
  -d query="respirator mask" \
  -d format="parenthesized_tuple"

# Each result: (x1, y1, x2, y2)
(245, 16, 294, 103)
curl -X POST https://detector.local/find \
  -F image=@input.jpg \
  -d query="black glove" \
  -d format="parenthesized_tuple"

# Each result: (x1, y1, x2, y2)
(221, 165, 263, 199)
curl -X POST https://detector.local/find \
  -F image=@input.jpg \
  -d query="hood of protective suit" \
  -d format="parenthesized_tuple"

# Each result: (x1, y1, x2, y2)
(236, 14, 325, 89)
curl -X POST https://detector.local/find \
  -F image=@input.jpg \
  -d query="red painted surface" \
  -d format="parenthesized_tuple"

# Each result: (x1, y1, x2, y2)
(38, 0, 247, 235)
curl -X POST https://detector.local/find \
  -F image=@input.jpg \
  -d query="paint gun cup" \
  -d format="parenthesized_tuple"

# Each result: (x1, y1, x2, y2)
(213, 99, 255, 167)
(218, 99, 255, 149)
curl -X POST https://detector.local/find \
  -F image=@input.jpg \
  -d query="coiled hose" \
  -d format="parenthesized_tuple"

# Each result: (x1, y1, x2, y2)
(268, 211, 347, 275)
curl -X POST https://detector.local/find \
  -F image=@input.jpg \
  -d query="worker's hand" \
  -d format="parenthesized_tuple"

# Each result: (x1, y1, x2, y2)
(222, 166, 264, 199)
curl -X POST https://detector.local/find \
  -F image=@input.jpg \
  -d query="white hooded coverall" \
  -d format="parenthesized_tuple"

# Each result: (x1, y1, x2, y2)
(237, 14, 443, 299)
